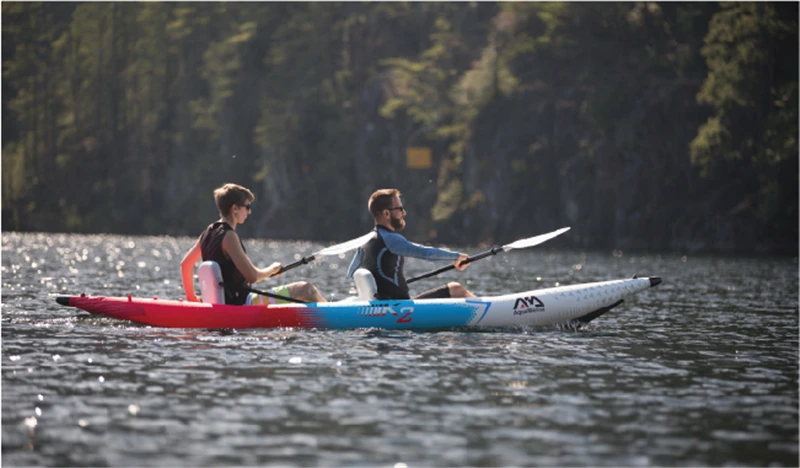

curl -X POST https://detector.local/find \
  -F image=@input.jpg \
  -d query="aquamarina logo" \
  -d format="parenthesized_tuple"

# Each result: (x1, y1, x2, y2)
(513, 296, 544, 315)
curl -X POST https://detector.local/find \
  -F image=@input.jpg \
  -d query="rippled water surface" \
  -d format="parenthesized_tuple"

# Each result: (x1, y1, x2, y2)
(2, 232, 797, 466)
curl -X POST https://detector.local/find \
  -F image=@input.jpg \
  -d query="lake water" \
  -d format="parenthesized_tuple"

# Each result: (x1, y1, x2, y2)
(2, 232, 797, 466)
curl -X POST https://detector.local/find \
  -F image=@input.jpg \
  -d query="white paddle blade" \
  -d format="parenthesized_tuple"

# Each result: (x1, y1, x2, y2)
(503, 227, 571, 251)
(314, 231, 375, 257)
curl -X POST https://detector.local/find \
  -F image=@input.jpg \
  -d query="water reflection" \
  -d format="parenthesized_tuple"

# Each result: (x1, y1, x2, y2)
(2, 232, 797, 466)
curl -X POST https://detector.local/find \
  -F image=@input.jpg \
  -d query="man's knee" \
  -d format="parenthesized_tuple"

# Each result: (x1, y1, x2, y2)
(293, 281, 313, 296)
(290, 281, 323, 302)
(448, 282, 476, 298)
(447, 282, 467, 297)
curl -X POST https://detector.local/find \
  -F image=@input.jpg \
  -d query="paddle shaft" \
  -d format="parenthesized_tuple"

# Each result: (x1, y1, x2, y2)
(204, 276, 308, 303)
(244, 286, 307, 304)
(277, 255, 315, 274)
(406, 247, 502, 284)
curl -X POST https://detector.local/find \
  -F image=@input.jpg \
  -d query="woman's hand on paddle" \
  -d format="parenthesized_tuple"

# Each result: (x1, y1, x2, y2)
(453, 254, 470, 271)
(265, 262, 283, 278)
(251, 262, 283, 283)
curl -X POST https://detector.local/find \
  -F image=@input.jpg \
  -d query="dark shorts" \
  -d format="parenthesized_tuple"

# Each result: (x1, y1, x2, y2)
(413, 284, 452, 300)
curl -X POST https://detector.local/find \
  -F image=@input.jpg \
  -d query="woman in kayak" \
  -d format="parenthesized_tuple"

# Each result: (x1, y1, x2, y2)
(347, 188, 475, 300)
(180, 183, 326, 305)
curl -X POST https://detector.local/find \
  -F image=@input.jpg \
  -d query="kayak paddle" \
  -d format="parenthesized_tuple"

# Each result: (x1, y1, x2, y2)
(406, 227, 571, 284)
(277, 231, 375, 274)
(243, 285, 308, 303)
(232, 232, 375, 304)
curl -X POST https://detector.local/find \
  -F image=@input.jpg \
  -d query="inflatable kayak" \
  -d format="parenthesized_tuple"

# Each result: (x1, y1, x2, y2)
(56, 276, 661, 330)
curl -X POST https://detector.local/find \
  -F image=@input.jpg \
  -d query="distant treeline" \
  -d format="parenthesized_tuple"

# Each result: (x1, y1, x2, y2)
(2, 2, 797, 254)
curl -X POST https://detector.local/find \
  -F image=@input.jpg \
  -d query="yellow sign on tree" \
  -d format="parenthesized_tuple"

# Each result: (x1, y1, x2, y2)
(406, 147, 432, 169)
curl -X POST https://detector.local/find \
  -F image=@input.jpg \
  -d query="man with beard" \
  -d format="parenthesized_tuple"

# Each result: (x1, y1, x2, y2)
(346, 188, 475, 300)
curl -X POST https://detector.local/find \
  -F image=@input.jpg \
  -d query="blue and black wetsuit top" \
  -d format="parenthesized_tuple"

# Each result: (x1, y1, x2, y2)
(199, 221, 249, 305)
(347, 225, 460, 299)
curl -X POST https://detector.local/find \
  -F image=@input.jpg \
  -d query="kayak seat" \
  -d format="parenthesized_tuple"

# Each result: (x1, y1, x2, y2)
(353, 268, 377, 300)
(197, 261, 225, 304)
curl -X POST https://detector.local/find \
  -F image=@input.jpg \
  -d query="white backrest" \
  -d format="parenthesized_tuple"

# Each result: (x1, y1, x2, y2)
(197, 261, 224, 304)
(353, 268, 377, 300)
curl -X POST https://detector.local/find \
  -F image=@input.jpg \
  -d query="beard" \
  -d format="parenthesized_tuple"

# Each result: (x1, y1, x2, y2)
(390, 217, 406, 231)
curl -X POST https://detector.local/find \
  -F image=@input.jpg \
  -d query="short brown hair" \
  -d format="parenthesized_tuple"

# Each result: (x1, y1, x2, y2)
(368, 188, 401, 219)
(213, 183, 254, 216)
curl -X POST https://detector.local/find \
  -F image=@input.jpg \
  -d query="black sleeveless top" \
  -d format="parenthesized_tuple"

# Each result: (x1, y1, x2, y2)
(360, 226, 409, 299)
(199, 221, 249, 305)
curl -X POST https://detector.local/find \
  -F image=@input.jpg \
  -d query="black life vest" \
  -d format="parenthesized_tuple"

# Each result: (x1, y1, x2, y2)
(359, 226, 409, 299)
(199, 221, 249, 305)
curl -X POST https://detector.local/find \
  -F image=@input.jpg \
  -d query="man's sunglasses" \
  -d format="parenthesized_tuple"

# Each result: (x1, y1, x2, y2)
(388, 206, 406, 213)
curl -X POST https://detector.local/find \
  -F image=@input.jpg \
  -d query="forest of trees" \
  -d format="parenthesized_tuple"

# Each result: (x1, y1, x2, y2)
(2, 2, 797, 254)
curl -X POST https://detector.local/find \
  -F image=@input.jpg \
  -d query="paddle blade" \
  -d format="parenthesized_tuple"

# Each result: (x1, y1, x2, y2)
(314, 231, 375, 257)
(503, 227, 571, 251)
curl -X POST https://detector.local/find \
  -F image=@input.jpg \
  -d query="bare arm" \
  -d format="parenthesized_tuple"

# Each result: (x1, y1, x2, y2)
(180, 238, 203, 302)
(222, 231, 282, 284)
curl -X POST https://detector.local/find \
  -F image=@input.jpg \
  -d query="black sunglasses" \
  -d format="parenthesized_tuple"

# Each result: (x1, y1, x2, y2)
(388, 206, 406, 213)
(240, 203, 252, 211)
